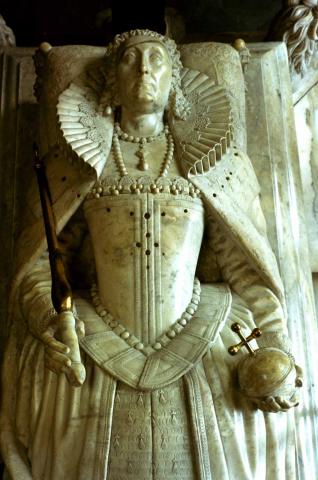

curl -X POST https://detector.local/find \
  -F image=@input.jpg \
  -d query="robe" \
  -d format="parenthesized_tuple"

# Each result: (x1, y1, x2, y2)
(0, 146, 297, 479)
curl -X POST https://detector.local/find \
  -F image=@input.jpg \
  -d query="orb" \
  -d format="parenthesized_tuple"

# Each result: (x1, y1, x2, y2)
(237, 347, 296, 398)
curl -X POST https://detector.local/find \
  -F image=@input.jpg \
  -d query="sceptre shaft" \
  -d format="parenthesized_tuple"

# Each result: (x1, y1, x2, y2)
(33, 144, 86, 386)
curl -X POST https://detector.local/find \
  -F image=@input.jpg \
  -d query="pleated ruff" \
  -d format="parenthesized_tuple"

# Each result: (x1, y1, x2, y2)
(13, 328, 296, 480)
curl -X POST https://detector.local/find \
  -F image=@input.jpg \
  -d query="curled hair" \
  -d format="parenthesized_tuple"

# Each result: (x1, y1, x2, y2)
(99, 29, 190, 120)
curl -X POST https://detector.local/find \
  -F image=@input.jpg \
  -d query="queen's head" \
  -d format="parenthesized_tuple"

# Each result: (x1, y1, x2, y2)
(100, 29, 189, 121)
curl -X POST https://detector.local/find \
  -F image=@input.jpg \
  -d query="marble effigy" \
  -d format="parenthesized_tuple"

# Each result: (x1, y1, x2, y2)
(0, 33, 315, 479)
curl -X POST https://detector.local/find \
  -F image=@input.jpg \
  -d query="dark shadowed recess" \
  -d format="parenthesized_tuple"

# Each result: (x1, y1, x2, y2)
(1, 0, 283, 46)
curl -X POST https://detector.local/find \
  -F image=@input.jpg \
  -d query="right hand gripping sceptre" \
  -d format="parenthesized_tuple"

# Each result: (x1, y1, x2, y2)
(33, 144, 86, 387)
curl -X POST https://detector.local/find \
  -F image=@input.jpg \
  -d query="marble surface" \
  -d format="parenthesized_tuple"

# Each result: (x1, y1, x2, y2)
(0, 48, 37, 359)
(293, 82, 318, 272)
(0, 38, 316, 479)
(245, 42, 318, 479)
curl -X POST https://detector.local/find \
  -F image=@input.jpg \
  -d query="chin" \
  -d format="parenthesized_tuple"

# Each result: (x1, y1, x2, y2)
(134, 101, 157, 114)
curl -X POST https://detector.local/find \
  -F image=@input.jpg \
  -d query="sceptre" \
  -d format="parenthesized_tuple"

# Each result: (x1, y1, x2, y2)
(33, 144, 86, 387)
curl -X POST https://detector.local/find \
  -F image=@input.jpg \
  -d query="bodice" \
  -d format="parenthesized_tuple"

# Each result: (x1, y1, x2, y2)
(84, 175, 205, 346)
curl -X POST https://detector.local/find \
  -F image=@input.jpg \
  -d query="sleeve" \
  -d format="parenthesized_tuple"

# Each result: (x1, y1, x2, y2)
(19, 206, 94, 338)
(209, 216, 293, 356)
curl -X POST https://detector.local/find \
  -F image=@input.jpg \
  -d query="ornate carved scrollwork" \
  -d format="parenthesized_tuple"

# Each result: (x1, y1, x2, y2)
(0, 15, 15, 47)
(269, 1, 318, 74)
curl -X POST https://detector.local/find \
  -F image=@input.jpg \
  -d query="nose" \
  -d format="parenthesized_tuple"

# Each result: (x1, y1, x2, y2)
(139, 55, 149, 74)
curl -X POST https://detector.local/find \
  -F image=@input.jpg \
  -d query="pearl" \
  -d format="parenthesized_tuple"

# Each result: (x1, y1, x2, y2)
(186, 307, 195, 315)
(90, 278, 201, 353)
(105, 105, 112, 115)
(173, 324, 182, 334)
(112, 122, 174, 180)
(167, 330, 176, 338)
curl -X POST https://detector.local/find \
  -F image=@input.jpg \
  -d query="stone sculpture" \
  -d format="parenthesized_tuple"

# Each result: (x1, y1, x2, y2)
(269, 0, 318, 75)
(0, 15, 16, 47)
(0, 29, 302, 479)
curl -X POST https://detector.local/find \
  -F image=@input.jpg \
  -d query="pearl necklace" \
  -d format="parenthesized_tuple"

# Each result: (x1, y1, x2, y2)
(112, 122, 174, 176)
(90, 278, 201, 356)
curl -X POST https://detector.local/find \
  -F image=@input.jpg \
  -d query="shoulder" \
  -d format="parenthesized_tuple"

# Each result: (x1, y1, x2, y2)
(191, 148, 260, 208)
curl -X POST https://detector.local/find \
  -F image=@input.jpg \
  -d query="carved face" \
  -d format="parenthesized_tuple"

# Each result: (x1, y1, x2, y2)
(116, 41, 172, 114)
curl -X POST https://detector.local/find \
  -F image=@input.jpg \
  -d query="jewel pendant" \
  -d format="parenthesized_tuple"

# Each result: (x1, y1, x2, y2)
(136, 148, 149, 171)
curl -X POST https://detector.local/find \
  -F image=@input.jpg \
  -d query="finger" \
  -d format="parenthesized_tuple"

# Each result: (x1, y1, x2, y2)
(275, 396, 298, 410)
(295, 364, 303, 376)
(45, 324, 58, 335)
(253, 399, 272, 412)
(42, 333, 70, 354)
(275, 396, 292, 409)
(295, 365, 303, 387)
(45, 356, 67, 375)
(76, 319, 85, 339)
(289, 390, 300, 406)
(265, 396, 282, 413)
(45, 348, 72, 368)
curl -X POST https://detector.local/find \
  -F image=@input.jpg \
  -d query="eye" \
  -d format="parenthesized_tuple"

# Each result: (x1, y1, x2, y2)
(150, 53, 163, 64)
(121, 51, 137, 65)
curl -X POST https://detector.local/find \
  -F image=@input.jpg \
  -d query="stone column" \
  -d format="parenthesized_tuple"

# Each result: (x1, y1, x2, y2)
(245, 42, 318, 480)
(0, 48, 36, 356)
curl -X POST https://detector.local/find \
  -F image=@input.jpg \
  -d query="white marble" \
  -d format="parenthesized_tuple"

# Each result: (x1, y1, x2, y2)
(0, 35, 309, 479)
(294, 83, 318, 272)
(245, 42, 318, 480)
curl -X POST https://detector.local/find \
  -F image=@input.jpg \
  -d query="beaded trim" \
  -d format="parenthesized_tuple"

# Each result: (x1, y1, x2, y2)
(90, 278, 201, 356)
(87, 175, 201, 199)
(112, 122, 174, 174)
(114, 122, 168, 144)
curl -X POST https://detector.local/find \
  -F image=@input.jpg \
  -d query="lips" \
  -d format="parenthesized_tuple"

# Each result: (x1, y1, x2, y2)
(133, 81, 155, 97)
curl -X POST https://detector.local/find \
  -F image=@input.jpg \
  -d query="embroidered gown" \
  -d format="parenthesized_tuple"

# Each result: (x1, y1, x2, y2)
(0, 67, 297, 480)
